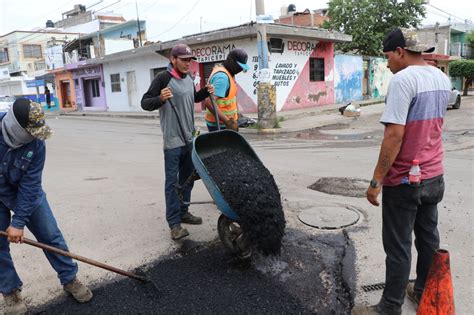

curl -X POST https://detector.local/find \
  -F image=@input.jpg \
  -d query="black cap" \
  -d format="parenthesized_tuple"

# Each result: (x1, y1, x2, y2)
(12, 98, 31, 128)
(227, 49, 250, 71)
(383, 27, 435, 53)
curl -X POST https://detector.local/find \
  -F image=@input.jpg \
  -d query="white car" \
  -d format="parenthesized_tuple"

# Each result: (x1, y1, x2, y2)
(0, 95, 15, 112)
(448, 88, 461, 109)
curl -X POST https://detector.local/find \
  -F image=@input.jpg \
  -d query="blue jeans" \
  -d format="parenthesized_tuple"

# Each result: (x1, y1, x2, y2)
(164, 145, 194, 228)
(381, 175, 444, 307)
(0, 198, 78, 294)
(206, 124, 225, 132)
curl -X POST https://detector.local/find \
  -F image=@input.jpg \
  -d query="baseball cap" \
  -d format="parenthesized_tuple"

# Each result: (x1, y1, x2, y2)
(383, 27, 435, 53)
(171, 43, 196, 60)
(227, 49, 250, 72)
(12, 98, 52, 140)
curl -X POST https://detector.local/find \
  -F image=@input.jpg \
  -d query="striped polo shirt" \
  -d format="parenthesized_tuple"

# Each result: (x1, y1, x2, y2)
(381, 65, 451, 186)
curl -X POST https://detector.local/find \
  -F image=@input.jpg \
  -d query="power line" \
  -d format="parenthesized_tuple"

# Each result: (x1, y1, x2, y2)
(147, 0, 201, 40)
(427, 3, 473, 25)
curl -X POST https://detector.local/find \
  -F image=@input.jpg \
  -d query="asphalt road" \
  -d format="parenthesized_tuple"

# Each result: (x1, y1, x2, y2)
(2, 96, 472, 314)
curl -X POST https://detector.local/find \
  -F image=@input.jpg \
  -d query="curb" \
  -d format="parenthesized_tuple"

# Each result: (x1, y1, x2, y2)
(56, 100, 387, 134)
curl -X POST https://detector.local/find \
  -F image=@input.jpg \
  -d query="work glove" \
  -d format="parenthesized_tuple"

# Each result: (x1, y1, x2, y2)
(224, 118, 239, 132)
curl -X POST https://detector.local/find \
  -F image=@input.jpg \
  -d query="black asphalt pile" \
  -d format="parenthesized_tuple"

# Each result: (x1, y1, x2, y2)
(35, 230, 355, 314)
(202, 149, 285, 256)
(34, 244, 313, 314)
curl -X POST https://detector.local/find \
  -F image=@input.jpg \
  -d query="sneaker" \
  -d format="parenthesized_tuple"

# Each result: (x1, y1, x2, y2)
(181, 212, 203, 225)
(351, 302, 401, 315)
(63, 278, 93, 303)
(406, 283, 421, 306)
(2, 289, 27, 315)
(170, 225, 189, 240)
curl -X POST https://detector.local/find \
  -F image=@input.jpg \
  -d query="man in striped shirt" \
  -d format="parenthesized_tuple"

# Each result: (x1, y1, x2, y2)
(352, 28, 451, 315)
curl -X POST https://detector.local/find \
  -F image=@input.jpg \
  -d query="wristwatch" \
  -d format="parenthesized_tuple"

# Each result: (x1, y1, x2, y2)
(370, 178, 381, 188)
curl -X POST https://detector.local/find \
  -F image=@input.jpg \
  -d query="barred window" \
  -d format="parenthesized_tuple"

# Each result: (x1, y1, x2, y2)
(0, 48, 9, 63)
(91, 79, 100, 97)
(23, 44, 42, 58)
(309, 58, 325, 82)
(111, 74, 121, 92)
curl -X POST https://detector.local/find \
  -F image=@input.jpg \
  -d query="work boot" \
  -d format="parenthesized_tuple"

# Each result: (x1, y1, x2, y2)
(2, 289, 27, 315)
(63, 278, 93, 303)
(406, 283, 421, 307)
(181, 212, 202, 225)
(170, 225, 189, 240)
(351, 301, 401, 315)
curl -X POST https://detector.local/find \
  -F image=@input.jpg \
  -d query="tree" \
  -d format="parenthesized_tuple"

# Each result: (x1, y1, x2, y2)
(467, 31, 474, 58)
(449, 60, 474, 96)
(467, 31, 474, 46)
(323, 0, 426, 56)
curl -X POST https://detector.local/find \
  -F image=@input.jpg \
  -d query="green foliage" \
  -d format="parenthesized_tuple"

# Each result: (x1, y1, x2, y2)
(273, 119, 281, 129)
(449, 60, 474, 78)
(467, 31, 474, 46)
(450, 60, 474, 96)
(323, 0, 426, 56)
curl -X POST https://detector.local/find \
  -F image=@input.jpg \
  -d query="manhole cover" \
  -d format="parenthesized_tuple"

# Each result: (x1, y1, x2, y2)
(298, 206, 360, 230)
(308, 177, 369, 198)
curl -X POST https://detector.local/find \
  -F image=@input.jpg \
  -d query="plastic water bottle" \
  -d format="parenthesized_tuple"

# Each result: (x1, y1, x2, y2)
(409, 159, 421, 185)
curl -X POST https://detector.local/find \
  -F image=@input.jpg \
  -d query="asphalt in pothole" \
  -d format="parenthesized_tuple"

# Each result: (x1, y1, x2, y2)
(33, 229, 355, 314)
(309, 177, 370, 198)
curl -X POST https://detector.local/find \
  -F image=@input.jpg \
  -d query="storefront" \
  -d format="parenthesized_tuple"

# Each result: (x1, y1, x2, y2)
(97, 23, 351, 113)
(52, 69, 76, 111)
(66, 62, 107, 111)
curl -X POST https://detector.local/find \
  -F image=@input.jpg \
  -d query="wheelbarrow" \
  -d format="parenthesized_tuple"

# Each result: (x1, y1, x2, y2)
(192, 129, 262, 259)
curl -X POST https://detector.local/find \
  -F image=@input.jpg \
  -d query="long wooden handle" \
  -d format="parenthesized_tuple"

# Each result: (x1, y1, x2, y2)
(0, 231, 148, 282)
(209, 95, 222, 131)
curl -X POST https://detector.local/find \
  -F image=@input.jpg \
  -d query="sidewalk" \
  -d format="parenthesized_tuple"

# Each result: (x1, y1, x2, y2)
(57, 98, 386, 133)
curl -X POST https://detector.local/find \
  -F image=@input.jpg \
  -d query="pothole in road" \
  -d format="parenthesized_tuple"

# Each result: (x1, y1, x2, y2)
(37, 229, 355, 314)
(295, 129, 378, 141)
(318, 123, 350, 130)
(309, 177, 369, 198)
(298, 206, 360, 230)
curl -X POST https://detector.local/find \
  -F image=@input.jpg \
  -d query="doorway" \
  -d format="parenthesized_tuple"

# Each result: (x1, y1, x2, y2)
(60, 80, 72, 108)
(126, 71, 139, 110)
(83, 77, 101, 107)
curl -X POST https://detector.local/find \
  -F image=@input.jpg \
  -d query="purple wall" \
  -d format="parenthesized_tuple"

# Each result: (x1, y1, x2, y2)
(72, 65, 107, 110)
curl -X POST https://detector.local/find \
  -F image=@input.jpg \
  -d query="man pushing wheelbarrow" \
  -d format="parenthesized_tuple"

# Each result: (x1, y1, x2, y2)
(141, 44, 285, 259)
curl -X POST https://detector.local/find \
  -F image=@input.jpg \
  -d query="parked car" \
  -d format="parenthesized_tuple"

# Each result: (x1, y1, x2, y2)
(448, 88, 461, 109)
(0, 95, 16, 112)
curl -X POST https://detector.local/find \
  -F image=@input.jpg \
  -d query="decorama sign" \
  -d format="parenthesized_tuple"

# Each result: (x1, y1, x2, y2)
(287, 40, 317, 56)
(192, 43, 236, 62)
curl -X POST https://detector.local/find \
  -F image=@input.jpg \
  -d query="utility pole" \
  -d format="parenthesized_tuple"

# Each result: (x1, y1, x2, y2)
(255, 0, 277, 130)
(135, 0, 143, 47)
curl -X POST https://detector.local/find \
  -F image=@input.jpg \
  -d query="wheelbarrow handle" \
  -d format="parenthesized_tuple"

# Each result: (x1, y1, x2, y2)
(0, 231, 147, 282)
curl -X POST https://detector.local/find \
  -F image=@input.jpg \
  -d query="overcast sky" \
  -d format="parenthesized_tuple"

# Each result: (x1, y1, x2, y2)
(0, 0, 473, 40)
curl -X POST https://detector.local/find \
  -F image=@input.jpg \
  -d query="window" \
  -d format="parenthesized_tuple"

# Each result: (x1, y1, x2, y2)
(23, 44, 42, 58)
(111, 74, 121, 92)
(309, 58, 325, 82)
(151, 67, 166, 80)
(91, 79, 100, 97)
(0, 48, 9, 63)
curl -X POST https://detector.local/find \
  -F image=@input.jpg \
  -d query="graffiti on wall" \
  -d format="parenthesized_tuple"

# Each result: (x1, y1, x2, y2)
(74, 66, 101, 77)
(370, 57, 393, 98)
(334, 55, 363, 103)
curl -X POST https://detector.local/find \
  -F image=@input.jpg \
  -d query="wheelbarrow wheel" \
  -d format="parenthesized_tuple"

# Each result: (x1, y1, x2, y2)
(217, 214, 251, 259)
